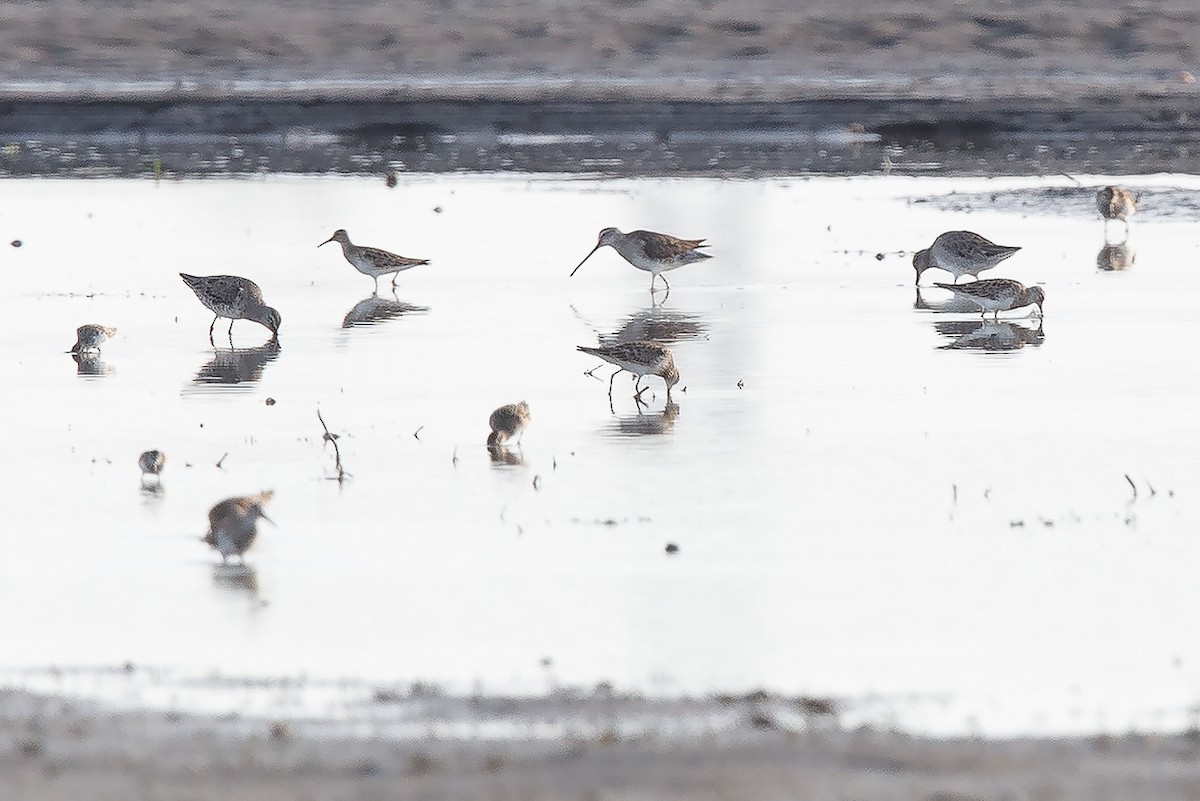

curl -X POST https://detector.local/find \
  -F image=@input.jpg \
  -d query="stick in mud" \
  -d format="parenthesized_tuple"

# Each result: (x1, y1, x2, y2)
(317, 408, 348, 483)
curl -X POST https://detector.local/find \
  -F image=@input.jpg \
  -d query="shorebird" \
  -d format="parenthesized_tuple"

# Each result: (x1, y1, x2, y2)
(933, 278, 1045, 318)
(202, 491, 274, 565)
(487, 401, 531, 449)
(577, 341, 680, 401)
(913, 231, 1021, 285)
(319, 229, 430, 293)
(571, 228, 711, 292)
(180, 274, 281, 343)
(138, 450, 165, 484)
(1096, 186, 1136, 237)
(69, 324, 116, 354)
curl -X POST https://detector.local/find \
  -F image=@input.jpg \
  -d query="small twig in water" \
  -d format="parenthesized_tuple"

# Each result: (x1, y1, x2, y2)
(215, 452, 228, 470)
(452, 446, 459, 468)
(1125, 473, 1138, 500)
(317, 408, 349, 483)
(533, 475, 542, 491)
(413, 426, 424, 440)
(1145, 477, 1158, 497)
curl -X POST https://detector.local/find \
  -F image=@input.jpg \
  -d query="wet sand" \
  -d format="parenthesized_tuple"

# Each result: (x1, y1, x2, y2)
(4, 687, 1200, 800)
(3, 1, 1200, 177)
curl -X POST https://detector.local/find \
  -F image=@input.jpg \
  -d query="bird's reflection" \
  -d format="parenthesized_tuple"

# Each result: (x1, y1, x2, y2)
(71, 352, 113, 377)
(342, 294, 430, 328)
(575, 300, 708, 348)
(935, 319, 1045, 352)
(191, 339, 281, 386)
(139, 482, 165, 499)
(1097, 242, 1135, 271)
(487, 444, 524, 467)
(913, 287, 988, 314)
(608, 402, 680, 436)
(211, 563, 260, 600)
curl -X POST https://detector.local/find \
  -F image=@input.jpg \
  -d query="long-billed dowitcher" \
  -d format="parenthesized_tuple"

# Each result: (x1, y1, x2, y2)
(487, 401, 531, 449)
(70, 324, 116, 354)
(571, 228, 710, 292)
(933, 278, 1045, 318)
(319, 229, 430, 293)
(138, 450, 165, 484)
(203, 491, 274, 565)
(1096, 186, 1136, 237)
(913, 231, 1021, 285)
(180, 274, 281, 343)
(577, 341, 680, 401)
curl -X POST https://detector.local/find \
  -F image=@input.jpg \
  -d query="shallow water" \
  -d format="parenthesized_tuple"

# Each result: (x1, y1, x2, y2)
(2, 173, 1199, 737)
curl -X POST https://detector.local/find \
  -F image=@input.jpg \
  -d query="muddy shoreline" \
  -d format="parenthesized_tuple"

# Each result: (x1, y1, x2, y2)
(3, 687, 1199, 800)
(3, 90, 1200, 177)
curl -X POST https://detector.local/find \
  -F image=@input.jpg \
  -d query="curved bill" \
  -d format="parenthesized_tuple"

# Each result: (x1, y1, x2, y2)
(570, 244, 602, 277)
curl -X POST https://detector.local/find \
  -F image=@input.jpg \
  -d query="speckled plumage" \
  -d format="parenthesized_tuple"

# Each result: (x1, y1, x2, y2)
(1097, 242, 1135, 272)
(70, 324, 116, 354)
(202, 491, 274, 564)
(913, 231, 1021, 285)
(933, 278, 1045, 318)
(320, 229, 429, 292)
(138, 450, 165, 481)
(577, 340, 680, 399)
(180, 273, 281, 342)
(1096, 186, 1136, 240)
(571, 228, 711, 291)
(487, 401, 531, 448)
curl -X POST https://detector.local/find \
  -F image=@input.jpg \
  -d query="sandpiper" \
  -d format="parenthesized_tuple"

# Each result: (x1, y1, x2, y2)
(913, 231, 1021, 285)
(70, 324, 116, 354)
(577, 341, 680, 401)
(1096, 186, 1136, 237)
(138, 450, 165, 483)
(933, 278, 1045, 318)
(571, 228, 711, 292)
(203, 491, 274, 565)
(180, 274, 281, 343)
(487, 401, 531, 449)
(319, 229, 430, 293)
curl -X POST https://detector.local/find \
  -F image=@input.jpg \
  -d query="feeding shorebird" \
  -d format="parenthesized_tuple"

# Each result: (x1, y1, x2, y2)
(487, 401, 531, 449)
(1096, 186, 1136, 238)
(933, 278, 1045, 318)
(577, 340, 680, 401)
(202, 491, 274, 565)
(913, 231, 1021, 285)
(69, 324, 116, 354)
(180, 274, 281, 344)
(138, 450, 165, 484)
(571, 228, 711, 292)
(319, 229, 430, 293)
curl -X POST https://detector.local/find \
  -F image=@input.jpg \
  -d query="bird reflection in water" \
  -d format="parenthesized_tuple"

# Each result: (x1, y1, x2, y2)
(342, 294, 430, 328)
(487, 445, 525, 467)
(577, 300, 708, 348)
(192, 339, 281, 385)
(210, 563, 261, 602)
(71, 351, 113, 377)
(1096, 242, 1135, 272)
(935, 319, 1045, 352)
(913, 287, 991, 315)
(609, 402, 681, 437)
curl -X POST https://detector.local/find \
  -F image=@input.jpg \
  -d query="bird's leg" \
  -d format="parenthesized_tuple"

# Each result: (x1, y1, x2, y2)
(373, 276, 380, 295)
(608, 369, 621, 398)
(391, 273, 399, 289)
(208, 316, 218, 344)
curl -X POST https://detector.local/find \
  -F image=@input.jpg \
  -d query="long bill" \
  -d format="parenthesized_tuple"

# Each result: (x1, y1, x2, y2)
(570, 244, 601, 277)
(318, 235, 336, 247)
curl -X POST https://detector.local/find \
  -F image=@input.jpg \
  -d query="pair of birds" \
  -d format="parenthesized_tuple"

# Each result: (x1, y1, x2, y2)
(136, 449, 269, 564)
(174, 229, 427, 344)
(913, 231, 1044, 317)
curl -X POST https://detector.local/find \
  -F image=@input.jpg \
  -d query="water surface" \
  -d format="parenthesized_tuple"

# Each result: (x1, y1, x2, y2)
(2, 173, 1198, 736)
